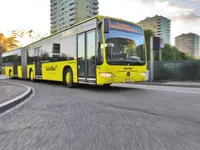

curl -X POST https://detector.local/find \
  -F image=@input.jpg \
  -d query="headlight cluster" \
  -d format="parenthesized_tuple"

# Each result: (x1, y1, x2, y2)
(140, 72, 146, 76)
(100, 72, 115, 78)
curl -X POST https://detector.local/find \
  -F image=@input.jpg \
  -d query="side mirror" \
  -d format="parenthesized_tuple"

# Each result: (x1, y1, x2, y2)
(103, 18, 110, 34)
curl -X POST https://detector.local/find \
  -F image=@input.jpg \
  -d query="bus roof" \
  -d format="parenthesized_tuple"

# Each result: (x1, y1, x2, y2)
(4, 15, 143, 53)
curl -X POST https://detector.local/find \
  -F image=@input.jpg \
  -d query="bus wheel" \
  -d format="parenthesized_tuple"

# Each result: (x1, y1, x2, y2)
(103, 84, 111, 87)
(64, 68, 75, 88)
(29, 70, 35, 82)
(9, 70, 12, 78)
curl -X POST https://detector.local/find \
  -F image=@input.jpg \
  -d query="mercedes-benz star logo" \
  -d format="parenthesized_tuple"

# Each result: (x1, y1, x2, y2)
(127, 72, 130, 76)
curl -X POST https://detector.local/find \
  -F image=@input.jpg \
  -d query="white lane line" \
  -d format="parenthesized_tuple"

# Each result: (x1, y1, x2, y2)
(0, 80, 35, 117)
(0, 88, 35, 117)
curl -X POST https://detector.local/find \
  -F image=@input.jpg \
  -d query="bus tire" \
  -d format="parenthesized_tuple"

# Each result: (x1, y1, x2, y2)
(103, 84, 111, 87)
(63, 68, 75, 88)
(29, 70, 35, 82)
(9, 70, 12, 78)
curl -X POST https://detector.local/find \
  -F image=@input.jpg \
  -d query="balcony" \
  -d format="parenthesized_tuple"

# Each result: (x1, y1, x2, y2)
(69, 20, 75, 26)
(92, 5, 99, 10)
(93, 0, 99, 5)
(87, 12, 93, 18)
(51, 19, 57, 24)
(69, 4, 77, 11)
(69, 9, 76, 15)
(92, 9, 99, 15)
(69, 15, 76, 21)
(51, 2, 57, 7)
(69, 0, 76, 6)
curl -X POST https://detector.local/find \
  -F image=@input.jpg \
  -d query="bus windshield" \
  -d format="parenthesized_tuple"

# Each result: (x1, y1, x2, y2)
(104, 20, 145, 66)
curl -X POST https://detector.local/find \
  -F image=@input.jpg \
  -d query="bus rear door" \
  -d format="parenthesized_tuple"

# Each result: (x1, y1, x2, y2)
(34, 47, 42, 78)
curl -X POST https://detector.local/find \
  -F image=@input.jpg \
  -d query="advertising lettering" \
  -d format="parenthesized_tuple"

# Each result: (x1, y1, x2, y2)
(46, 65, 57, 71)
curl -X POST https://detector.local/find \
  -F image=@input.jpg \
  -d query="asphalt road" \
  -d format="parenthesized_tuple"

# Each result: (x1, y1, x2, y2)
(1, 79, 200, 150)
(0, 81, 26, 104)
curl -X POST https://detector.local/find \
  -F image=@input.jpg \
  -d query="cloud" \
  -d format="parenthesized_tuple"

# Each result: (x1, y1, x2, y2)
(189, 0, 200, 2)
(99, 0, 200, 45)
(140, 0, 167, 3)
(172, 10, 200, 22)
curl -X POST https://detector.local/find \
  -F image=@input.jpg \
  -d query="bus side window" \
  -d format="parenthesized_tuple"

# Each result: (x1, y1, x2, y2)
(52, 43, 61, 62)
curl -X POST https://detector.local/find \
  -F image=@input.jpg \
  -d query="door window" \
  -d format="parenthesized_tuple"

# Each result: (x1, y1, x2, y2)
(86, 30, 96, 78)
(78, 33, 85, 77)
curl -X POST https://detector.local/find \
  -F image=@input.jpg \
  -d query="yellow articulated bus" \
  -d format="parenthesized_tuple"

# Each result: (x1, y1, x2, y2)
(1, 15, 147, 88)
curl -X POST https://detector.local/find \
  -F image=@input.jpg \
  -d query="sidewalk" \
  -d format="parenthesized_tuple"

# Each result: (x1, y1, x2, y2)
(0, 74, 9, 80)
(0, 80, 32, 113)
(0, 81, 27, 104)
(134, 81, 200, 88)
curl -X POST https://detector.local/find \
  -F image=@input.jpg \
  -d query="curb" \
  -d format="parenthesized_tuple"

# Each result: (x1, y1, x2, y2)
(133, 82, 200, 88)
(0, 80, 33, 113)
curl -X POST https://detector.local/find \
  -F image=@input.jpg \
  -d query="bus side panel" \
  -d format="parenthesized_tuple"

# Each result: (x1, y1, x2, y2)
(17, 66, 22, 78)
(3, 66, 13, 77)
(27, 65, 35, 79)
(21, 48, 28, 79)
(41, 60, 77, 83)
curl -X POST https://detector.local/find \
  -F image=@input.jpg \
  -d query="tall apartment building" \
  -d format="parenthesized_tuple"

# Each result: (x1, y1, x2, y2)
(175, 33, 200, 58)
(138, 15, 171, 44)
(50, 0, 99, 33)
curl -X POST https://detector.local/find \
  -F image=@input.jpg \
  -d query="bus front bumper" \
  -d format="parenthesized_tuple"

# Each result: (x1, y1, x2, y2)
(97, 72, 146, 85)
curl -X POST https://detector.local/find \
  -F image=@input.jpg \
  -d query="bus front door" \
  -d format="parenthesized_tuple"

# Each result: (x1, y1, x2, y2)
(34, 47, 42, 78)
(77, 30, 96, 83)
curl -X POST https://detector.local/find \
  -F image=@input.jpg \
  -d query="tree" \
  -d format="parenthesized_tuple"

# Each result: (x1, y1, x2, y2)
(11, 29, 48, 46)
(161, 44, 195, 61)
(144, 29, 154, 61)
(0, 32, 19, 51)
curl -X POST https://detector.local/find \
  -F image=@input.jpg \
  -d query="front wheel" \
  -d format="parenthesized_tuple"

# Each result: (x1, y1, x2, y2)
(29, 70, 35, 82)
(64, 68, 75, 88)
(9, 70, 12, 78)
(103, 84, 111, 87)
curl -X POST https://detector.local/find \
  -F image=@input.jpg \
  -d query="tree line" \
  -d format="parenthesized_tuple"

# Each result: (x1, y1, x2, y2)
(0, 30, 47, 53)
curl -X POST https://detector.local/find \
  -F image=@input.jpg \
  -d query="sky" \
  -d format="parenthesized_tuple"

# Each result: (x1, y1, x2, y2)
(0, 0, 200, 45)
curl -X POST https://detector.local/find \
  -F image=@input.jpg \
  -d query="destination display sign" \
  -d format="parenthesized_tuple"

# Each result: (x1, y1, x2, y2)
(109, 19, 143, 35)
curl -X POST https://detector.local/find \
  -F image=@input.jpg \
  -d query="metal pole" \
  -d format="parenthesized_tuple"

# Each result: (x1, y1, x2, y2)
(150, 36, 154, 82)
(159, 48, 162, 61)
(173, 47, 176, 61)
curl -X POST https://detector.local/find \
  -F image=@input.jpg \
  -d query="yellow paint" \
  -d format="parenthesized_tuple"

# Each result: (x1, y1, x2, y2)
(96, 64, 146, 85)
(17, 66, 22, 78)
(95, 18, 147, 85)
(30, 71, 34, 81)
(66, 72, 71, 84)
(2, 66, 13, 77)
(27, 65, 35, 79)
(41, 60, 77, 82)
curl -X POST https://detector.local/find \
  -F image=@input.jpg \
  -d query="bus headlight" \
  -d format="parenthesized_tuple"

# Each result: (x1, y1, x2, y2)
(140, 72, 146, 76)
(100, 72, 114, 78)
